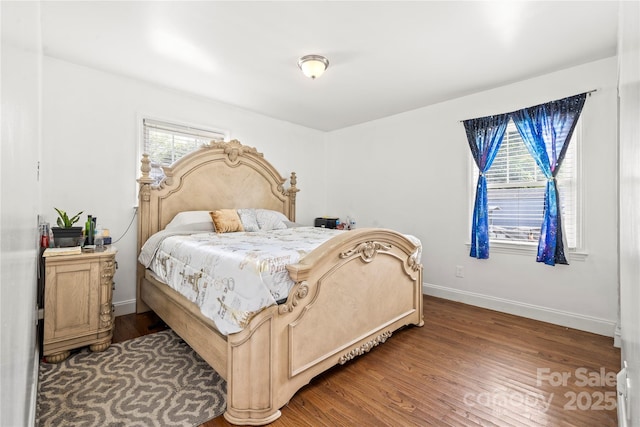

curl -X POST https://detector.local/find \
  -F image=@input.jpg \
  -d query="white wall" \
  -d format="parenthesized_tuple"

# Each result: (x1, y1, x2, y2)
(0, 2, 42, 425)
(326, 58, 619, 336)
(41, 57, 326, 315)
(618, 0, 640, 424)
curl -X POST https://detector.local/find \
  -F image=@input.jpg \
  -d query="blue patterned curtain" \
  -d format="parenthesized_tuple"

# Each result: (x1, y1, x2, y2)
(511, 93, 586, 266)
(464, 114, 510, 259)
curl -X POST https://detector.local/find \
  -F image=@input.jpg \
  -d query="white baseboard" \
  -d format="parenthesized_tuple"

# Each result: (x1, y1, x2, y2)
(113, 299, 136, 317)
(117, 288, 616, 337)
(423, 282, 616, 338)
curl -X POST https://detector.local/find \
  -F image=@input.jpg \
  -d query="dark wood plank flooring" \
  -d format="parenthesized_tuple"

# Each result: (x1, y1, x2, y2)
(113, 296, 620, 426)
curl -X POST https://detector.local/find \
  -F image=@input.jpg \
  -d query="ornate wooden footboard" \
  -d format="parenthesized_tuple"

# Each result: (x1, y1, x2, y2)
(136, 140, 423, 425)
(224, 227, 422, 424)
(140, 227, 422, 425)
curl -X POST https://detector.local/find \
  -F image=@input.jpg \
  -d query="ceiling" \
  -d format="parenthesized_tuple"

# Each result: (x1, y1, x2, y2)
(40, 1, 619, 132)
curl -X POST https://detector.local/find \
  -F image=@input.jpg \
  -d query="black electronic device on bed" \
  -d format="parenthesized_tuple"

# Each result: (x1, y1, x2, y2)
(314, 217, 339, 229)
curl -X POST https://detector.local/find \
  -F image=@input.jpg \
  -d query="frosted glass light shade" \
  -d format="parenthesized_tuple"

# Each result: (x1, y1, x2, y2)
(297, 55, 329, 79)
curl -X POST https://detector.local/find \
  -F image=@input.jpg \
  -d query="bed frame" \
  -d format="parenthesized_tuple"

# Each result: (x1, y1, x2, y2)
(136, 140, 424, 425)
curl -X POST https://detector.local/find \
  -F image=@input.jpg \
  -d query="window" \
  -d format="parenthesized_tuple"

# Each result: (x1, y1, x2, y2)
(473, 119, 580, 249)
(141, 118, 227, 185)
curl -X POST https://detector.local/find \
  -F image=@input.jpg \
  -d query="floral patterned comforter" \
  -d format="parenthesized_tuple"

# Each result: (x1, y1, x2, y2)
(139, 226, 344, 335)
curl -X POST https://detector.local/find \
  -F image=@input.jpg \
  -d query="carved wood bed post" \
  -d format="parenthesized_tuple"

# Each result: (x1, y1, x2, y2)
(286, 172, 299, 222)
(136, 154, 154, 313)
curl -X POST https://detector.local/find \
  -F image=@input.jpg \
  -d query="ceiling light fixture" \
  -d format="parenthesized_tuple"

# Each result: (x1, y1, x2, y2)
(297, 54, 329, 79)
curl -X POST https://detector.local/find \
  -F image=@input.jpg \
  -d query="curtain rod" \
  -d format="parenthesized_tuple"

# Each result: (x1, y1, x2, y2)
(458, 89, 597, 123)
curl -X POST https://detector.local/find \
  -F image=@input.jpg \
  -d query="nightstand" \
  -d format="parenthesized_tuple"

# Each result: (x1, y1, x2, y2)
(42, 246, 117, 363)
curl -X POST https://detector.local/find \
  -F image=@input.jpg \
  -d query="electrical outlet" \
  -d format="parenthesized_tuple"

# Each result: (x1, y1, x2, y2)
(455, 265, 464, 278)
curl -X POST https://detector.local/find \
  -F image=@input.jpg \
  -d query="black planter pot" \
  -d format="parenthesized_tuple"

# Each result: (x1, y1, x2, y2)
(51, 227, 84, 248)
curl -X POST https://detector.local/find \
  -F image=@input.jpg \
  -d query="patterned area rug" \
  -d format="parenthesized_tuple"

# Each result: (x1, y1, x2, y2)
(36, 330, 226, 427)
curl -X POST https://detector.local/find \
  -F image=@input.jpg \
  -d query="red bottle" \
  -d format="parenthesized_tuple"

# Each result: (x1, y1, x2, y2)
(41, 232, 49, 248)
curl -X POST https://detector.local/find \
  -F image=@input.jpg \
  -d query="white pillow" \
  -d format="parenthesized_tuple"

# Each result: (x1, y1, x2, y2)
(237, 209, 260, 232)
(165, 211, 215, 232)
(256, 209, 288, 231)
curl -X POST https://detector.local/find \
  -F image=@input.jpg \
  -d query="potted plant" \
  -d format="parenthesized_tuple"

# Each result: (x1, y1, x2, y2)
(51, 208, 84, 247)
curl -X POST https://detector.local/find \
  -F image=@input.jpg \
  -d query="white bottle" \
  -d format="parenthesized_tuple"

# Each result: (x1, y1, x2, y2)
(345, 216, 352, 230)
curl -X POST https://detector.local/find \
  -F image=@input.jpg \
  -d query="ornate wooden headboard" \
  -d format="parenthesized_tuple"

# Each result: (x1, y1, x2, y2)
(136, 139, 298, 312)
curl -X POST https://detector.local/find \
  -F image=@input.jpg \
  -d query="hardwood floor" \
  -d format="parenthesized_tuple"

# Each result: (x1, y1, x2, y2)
(113, 297, 620, 426)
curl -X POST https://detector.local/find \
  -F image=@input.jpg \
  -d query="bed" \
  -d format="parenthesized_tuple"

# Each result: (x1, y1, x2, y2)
(136, 139, 424, 425)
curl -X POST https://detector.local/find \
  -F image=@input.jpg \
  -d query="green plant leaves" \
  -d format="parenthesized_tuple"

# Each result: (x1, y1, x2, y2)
(54, 208, 83, 228)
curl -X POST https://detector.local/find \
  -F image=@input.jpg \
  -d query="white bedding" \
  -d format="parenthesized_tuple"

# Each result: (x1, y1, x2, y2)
(139, 226, 344, 335)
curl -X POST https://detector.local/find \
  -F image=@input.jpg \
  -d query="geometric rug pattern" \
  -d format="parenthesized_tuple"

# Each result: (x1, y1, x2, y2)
(37, 330, 226, 427)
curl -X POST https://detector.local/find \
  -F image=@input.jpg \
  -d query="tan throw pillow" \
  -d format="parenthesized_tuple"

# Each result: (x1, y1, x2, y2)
(209, 209, 244, 233)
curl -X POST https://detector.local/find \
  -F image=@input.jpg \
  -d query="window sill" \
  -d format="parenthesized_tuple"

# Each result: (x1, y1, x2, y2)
(464, 241, 588, 262)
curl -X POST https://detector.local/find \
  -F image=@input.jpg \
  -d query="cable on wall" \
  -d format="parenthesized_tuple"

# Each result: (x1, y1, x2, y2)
(111, 208, 138, 244)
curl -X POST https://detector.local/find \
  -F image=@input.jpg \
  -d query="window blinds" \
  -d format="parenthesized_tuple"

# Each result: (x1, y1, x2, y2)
(142, 118, 225, 185)
(482, 121, 578, 248)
